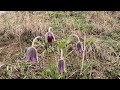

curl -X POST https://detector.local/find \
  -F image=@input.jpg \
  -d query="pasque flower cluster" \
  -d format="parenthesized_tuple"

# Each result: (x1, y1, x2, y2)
(24, 27, 84, 74)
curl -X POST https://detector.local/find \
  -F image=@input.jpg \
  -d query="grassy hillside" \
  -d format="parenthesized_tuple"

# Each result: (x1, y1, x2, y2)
(0, 11, 119, 79)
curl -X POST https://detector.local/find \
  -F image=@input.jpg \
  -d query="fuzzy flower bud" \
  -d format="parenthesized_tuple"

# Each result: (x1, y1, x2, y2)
(76, 41, 83, 53)
(24, 47, 38, 62)
(45, 27, 55, 43)
(57, 59, 65, 74)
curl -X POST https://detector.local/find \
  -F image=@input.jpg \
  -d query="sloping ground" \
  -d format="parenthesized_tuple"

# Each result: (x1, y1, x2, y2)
(0, 11, 119, 79)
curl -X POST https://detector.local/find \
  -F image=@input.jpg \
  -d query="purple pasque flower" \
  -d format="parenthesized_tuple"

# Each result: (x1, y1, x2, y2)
(45, 27, 55, 43)
(24, 46, 38, 62)
(76, 41, 84, 53)
(57, 59, 66, 74)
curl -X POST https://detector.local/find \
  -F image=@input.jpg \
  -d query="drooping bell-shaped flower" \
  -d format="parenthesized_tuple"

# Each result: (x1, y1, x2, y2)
(57, 59, 66, 74)
(76, 41, 84, 53)
(57, 49, 66, 74)
(23, 36, 41, 62)
(45, 27, 55, 43)
(24, 46, 38, 62)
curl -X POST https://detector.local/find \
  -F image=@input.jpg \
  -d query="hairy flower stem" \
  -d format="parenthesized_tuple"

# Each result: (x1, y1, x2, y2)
(48, 27, 52, 32)
(32, 36, 41, 47)
(19, 35, 22, 54)
(80, 32, 86, 75)
(60, 48, 63, 60)
(69, 34, 80, 42)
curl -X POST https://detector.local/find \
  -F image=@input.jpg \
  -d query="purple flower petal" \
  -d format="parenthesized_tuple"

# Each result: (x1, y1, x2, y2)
(30, 47, 38, 62)
(24, 47, 38, 62)
(76, 41, 83, 53)
(58, 60, 65, 74)
(45, 31, 55, 43)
